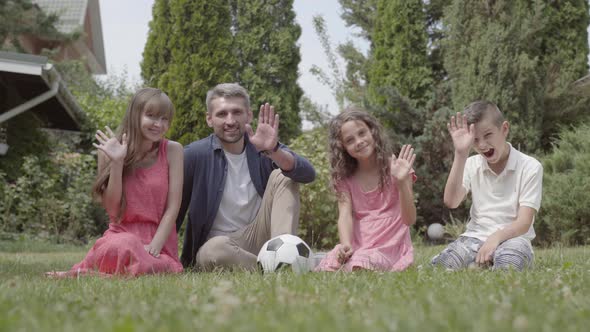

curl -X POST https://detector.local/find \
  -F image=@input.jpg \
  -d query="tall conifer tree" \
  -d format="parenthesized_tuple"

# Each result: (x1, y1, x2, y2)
(141, 0, 172, 87)
(542, 0, 589, 90)
(443, 0, 546, 152)
(232, 0, 303, 142)
(540, 0, 590, 148)
(369, 0, 432, 107)
(142, 0, 237, 144)
(142, 0, 304, 144)
(338, 0, 377, 42)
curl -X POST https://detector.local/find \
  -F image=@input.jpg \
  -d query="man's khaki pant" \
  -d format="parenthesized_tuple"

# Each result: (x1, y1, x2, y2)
(196, 170, 300, 271)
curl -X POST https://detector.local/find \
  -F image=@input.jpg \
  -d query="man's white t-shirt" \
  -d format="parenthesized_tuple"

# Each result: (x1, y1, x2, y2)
(209, 150, 262, 238)
(462, 143, 543, 242)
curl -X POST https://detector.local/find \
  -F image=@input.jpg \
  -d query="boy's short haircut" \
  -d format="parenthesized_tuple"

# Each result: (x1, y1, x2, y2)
(206, 83, 250, 113)
(463, 101, 504, 127)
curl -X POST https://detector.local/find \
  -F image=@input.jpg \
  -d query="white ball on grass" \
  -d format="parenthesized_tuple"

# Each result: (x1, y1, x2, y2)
(257, 234, 313, 274)
(427, 223, 445, 240)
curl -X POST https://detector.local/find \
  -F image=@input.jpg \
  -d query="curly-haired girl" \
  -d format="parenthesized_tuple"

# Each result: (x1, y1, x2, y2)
(315, 107, 417, 272)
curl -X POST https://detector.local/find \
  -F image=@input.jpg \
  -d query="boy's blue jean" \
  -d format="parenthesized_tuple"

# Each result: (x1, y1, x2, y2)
(431, 236, 533, 271)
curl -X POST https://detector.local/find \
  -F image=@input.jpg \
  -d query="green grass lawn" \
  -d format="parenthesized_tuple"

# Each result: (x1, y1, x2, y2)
(0, 239, 588, 332)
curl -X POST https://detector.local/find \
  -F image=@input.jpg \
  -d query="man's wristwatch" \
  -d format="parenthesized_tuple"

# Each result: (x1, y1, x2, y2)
(262, 142, 280, 156)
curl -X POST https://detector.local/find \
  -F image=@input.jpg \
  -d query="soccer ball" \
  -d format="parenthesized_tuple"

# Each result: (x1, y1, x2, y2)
(257, 234, 313, 274)
(427, 223, 445, 240)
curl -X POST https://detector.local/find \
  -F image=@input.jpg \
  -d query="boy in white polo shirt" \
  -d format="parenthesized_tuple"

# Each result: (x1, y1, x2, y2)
(431, 101, 543, 270)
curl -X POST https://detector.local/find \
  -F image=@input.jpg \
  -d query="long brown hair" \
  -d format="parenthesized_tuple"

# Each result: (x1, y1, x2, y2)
(328, 107, 392, 194)
(91, 88, 175, 218)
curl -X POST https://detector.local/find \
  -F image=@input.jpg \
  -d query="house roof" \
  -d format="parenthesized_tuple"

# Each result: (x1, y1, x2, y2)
(33, 0, 106, 74)
(35, 0, 88, 34)
(0, 51, 85, 131)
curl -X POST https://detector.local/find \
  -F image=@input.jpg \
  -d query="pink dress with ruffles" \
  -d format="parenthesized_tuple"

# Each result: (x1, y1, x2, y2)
(316, 174, 416, 272)
(68, 139, 183, 276)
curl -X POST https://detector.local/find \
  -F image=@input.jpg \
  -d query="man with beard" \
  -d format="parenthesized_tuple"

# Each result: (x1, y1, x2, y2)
(176, 83, 316, 270)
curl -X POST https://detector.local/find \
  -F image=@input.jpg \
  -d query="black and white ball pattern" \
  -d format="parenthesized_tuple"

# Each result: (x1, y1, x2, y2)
(257, 234, 313, 274)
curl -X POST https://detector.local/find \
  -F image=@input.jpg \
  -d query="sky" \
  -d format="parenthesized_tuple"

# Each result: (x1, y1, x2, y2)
(98, 0, 369, 116)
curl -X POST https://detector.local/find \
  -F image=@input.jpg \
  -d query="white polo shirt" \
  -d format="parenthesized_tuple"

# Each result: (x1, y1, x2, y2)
(461, 143, 543, 242)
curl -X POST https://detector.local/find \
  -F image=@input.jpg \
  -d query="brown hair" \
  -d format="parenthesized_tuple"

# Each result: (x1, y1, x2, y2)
(463, 100, 504, 127)
(328, 106, 391, 195)
(91, 88, 175, 219)
(205, 83, 250, 113)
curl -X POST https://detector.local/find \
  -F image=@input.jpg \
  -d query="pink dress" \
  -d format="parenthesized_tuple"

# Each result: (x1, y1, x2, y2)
(67, 139, 183, 276)
(316, 174, 416, 272)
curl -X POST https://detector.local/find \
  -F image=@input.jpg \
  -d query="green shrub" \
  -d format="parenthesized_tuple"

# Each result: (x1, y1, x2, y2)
(414, 106, 460, 227)
(289, 128, 338, 250)
(444, 212, 468, 240)
(0, 153, 106, 243)
(0, 61, 133, 244)
(56, 60, 132, 135)
(0, 115, 52, 180)
(536, 124, 590, 246)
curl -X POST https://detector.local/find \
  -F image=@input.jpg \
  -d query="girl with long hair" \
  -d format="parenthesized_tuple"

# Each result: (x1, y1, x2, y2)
(48, 88, 183, 277)
(315, 107, 417, 272)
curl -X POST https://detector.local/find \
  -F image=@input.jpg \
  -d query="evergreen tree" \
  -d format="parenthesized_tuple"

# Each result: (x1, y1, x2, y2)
(368, 0, 433, 109)
(443, 0, 546, 152)
(336, 0, 452, 98)
(142, 0, 237, 145)
(540, 0, 589, 149)
(232, 0, 303, 142)
(542, 0, 589, 91)
(309, 15, 352, 110)
(425, 0, 453, 84)
(141, 0, 173, 87)
(142, 0, 304, 144)
(336, 0, 376, 106)
(338, 0, 377, 42)
(337, 40, 369, 106)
